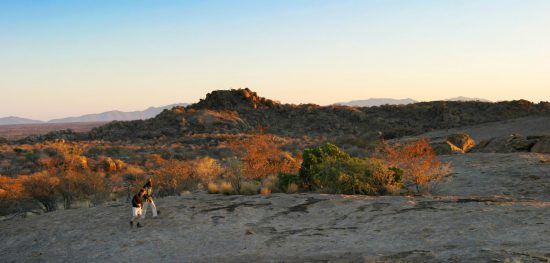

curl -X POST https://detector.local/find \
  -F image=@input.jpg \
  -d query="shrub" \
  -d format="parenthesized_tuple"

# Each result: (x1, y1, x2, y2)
(228, 134, 301, 180)
(378, 139, 450, 194)
(313, 156, 400, 194)
(299, 143, 350, 189)
(23, 171, 60, 212)
(57, 171, 109, 208)
(298, 143, 403, 195)
(153, 160, 195, 196)
(0, 175, 28, 215)
(191, 157, 223, 184)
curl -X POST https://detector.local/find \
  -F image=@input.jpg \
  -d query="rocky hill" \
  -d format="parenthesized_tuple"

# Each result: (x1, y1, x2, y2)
(86, 88, 550, 141)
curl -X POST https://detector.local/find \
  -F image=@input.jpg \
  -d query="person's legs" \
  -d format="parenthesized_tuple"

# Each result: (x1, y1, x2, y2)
(149, 200, 158, 217)
(131, 207, 143, 227)
(142, 201, 149, 219)
(131, 207, 138, 227)
(136, 208, 143, 227)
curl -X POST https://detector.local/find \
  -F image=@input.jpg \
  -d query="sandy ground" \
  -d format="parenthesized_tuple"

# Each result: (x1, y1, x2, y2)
(1, 153, 549, 263)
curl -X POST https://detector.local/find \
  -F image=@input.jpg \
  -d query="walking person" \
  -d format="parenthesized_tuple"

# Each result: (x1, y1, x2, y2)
(142, 177, 159, 218)
(130, 188, 146, 228)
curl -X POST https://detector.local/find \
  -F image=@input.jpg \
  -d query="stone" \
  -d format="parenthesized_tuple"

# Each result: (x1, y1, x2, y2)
(531, 136, 550, 153)
(446, 133, 475, 152)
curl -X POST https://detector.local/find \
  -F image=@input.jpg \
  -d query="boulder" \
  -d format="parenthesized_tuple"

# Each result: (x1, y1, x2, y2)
(471, 134, 536, 153)
(530, 136, 550, 153)
(446, 133, 476, 153)
(432, 133, 475, 155)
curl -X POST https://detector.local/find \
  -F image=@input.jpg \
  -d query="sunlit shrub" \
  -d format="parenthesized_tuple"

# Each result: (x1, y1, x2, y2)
(57, 170, 109, 208)
(191, 157, 223, 184)
(153, 160, 194, 196)
(23, 171, 60, 212)
(378, 139, 451, 194)
(228, 134, 301, 180)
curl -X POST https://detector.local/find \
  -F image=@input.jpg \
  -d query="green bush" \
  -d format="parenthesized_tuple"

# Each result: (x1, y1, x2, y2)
(299, 143, 350, 189)
(298, 143, 403, 195)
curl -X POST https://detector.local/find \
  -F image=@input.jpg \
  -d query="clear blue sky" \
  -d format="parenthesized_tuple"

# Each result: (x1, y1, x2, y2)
(1, 0, 549, 120)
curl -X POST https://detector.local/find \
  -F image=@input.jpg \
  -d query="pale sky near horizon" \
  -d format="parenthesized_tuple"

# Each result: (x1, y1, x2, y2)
(1, 0, 549, 120)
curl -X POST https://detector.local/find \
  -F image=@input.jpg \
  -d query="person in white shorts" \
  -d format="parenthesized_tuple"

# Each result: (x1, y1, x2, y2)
(142, 177, 159, 218)
(130, 188, 146, 228)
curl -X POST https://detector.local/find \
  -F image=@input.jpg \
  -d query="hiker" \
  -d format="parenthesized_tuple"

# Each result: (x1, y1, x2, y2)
(130, 188, 146, 228)
(142, 177, 159, 218)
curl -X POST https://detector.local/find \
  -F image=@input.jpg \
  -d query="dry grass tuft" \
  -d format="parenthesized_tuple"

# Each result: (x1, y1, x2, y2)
(260, 187, 271, 196)
(207, 182, 219, 194)
(239, 181, 259, 195)
(286, 183, 299, 194)
(220, 181, 235, 195)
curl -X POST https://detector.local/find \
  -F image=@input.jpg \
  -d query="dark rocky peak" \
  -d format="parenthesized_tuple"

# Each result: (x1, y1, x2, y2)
(191, 88, 279, 110)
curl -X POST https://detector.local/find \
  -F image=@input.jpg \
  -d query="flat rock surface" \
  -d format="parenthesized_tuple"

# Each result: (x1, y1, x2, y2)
(404, 116, 550, 142)
(1, 153, 549, 263)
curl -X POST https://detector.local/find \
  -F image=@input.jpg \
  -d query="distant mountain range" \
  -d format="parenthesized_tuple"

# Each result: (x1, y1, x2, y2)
(0, 103, 188, 125)
(0, 116, 44, 125)
(444, 96, 491, 102)
(336, 96, 491, 107)
(335, 98, 417, 107)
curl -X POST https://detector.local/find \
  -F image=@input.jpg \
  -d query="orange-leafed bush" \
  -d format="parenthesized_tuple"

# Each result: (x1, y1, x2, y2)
(144, 154, 165, 169)
(378, 139, 450, 194)
(152, 160, 194, 196)
(57, 170, 109, 208)
(191, 157, 223, 184)
(228, 134, 301, 180)
(23, 171, 60, 211)
(0, 175, 29, 215)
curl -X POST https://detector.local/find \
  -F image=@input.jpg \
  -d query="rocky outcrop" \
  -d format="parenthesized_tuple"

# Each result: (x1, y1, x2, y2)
(470, 133, 550, 153)
(192, 88, 279, 111)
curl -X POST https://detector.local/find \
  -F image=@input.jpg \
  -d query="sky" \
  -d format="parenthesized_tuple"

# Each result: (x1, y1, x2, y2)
(1, 0, 549, 120)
